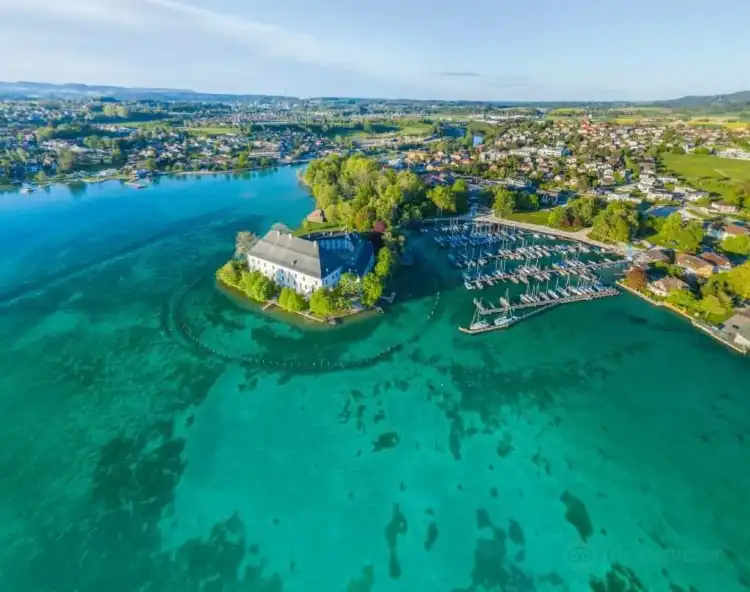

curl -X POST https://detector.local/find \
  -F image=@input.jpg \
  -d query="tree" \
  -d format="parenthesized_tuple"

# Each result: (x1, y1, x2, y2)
(656, 213, 703, 254)
(728, 261, 750, 299)
(428, 185, 456, 213)
(145, 158, 157, 172)
(375, 246, 396, 278)
(216, 261, 241, 285)
(451, 179, 470, 214)
(625, 266, 648, 291)
(278, 287, 307, 312)
(668, 289, 699, 311)
(310, 287, 334, 316)
(721, 235, 750, 256)
(700, 294, 730, 322)
(34, 170, 48, 183)
(492, 188, 516, 217)
(338, 272, 360, 297)
(592, 202, 639, 243)
(57, 148, 77, 173)
(361, 273, 383, 307)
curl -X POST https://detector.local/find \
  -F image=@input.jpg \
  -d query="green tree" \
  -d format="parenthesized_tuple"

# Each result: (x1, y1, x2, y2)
(375, 246, 396, 278)
(216, 261, 242, 285)
(667, 289, 699, 311)
(57, 148, 77, 173)
(721, 235, 750, 256)
(145, 158, 157, 172)
(728, 261, 750, 299)
(310, 287, 334, 316)
(428, 185, 456, 213)
(492, 188, 516, 217)
(338, 272, 360, 297)
(656, 213, 703, 254)
(451, 179, 470, 214)
(361, 273, 383, 307)
(592, 202, 639, 243)
(278, 287, 307, 312)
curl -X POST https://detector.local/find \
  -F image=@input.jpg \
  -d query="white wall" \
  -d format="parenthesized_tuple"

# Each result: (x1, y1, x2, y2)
(247, 255, 341, 295)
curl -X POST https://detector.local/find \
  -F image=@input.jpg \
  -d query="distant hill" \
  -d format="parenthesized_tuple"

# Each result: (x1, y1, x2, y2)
(0, 81, 288, 103)
(655, 90, 750, 111)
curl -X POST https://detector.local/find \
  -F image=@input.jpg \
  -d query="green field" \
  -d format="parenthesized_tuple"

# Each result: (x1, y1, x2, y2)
(186, 126, 243, 136)
(504, 210, 552, 225)
(661, 153, 750, 201)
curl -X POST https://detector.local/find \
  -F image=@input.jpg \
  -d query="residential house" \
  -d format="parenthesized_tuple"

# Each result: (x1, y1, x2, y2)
(699, 251, 733, 272)
(675, 252, 714, 278)
(711, 223, 750, 241)
(634, 247, 671, 266)
(648, 277, 689, 297)
(710, 200, 740, 214)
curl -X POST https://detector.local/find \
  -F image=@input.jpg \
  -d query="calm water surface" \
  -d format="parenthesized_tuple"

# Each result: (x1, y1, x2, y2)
(1, 167, 749, 591)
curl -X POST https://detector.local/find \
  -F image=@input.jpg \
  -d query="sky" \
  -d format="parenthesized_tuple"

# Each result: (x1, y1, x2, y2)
(0, 0, 748, 101)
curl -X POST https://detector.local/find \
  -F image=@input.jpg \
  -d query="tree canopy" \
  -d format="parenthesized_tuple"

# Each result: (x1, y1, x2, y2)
(721, 234, 750, 256)
(361, 273, 383, 307)
(278, 287, 308, 312)
(303, 155, 431, 229)
(492, 187, 516, 217)
(592, 202, 640, 243)
(656, 213, 704, 254)
(310, 288, 335, 316)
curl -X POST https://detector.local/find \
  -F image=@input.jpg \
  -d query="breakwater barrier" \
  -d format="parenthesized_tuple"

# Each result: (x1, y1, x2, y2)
(166, 276, 442, 374)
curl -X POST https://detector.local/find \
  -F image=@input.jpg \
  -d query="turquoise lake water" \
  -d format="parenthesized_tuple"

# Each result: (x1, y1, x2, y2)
(1, 167, 749, 591)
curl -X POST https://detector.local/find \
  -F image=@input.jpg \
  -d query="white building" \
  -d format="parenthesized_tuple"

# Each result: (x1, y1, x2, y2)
(247, 228, 374, 296)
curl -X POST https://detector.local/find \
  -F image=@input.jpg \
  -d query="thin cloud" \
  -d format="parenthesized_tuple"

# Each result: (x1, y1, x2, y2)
(434, 71, 484, 78)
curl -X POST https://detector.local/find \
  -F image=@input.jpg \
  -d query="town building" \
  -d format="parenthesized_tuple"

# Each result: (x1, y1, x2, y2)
(699, 251, 733, 272)
(675, 253, 714, 278)
(246, 228, 374, 296)
(649, 277, 689, 297)
(710, 201, 740, 215)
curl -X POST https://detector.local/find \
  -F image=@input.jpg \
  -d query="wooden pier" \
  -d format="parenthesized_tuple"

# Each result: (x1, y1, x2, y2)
(473, 288, 620, 316)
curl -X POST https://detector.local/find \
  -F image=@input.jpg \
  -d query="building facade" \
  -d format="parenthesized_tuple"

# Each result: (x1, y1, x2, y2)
(247, 228, 374, 296)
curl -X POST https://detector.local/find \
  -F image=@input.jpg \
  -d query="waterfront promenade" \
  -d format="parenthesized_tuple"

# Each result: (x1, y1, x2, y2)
(476, 213, 633, 256)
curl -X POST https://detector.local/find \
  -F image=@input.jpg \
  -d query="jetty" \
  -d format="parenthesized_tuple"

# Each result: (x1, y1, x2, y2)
(473, 287, 619, 315)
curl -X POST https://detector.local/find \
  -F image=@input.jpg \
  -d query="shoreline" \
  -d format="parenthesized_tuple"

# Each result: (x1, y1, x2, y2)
(477, 213, 633, 256)
(215, 278, 381, 330)
(617, 280, 748, 355)
(1, 160, 311, 194)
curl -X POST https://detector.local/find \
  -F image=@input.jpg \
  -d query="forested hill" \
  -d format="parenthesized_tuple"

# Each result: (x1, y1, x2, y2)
(655, 90, 750, 111)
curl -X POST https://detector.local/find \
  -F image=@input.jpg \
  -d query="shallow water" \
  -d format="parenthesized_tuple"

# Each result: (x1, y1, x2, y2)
(1, 168, 749, 591)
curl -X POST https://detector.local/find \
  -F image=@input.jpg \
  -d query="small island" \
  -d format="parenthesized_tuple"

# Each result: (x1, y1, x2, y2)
(217, 224, 396, 321)
(216, 153, 465, 321)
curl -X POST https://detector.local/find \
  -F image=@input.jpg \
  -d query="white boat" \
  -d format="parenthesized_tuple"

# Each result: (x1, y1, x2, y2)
(494, 315, 517, 327)
(125, 181, 147, 190)
(464, 281, 474, 290)
(470, 320, 490, 331)
(20, 187, 34, 194)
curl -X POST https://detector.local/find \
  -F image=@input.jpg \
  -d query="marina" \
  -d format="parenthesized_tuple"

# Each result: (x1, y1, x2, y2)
(424, 218, 626, 335)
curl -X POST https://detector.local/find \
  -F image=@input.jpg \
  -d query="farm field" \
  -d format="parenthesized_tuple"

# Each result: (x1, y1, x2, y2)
(662, 153, 750, 202)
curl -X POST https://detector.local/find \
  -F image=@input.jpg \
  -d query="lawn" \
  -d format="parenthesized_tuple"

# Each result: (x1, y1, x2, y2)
(504, 210, 552, 225)
(661, 153, 750, 201)
(293, 220, 345, 236)
(186, 126, 244, 136)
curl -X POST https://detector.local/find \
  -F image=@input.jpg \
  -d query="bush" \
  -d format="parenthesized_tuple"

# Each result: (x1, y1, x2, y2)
(278, 287, 308, 312)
